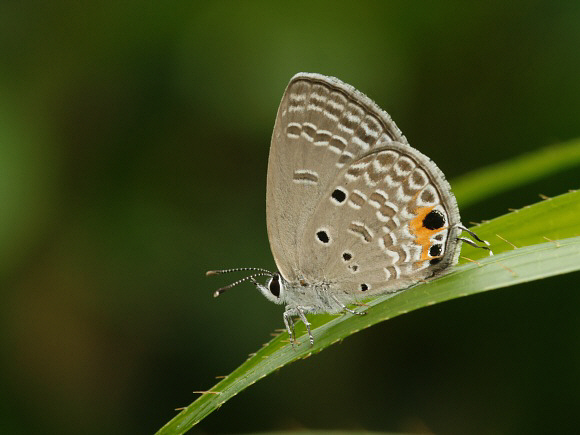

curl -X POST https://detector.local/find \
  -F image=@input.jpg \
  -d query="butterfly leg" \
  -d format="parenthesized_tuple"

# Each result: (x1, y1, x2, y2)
(296, 307, 314, 346)
(458, 225, 493, 255)
(283, 307, 314, 346)
(331, 295, 367, 316)
(282, 310, 296, 345)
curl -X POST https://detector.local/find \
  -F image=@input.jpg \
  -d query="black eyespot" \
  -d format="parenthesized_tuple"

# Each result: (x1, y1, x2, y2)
(316, 230, 330, 243)
(351, 264, 359, 271)
(269, 274, 280, 297)
(429, 257, 442, 265)
(429, 244, 442, 257)
(423, 210, 445, 230)
(361, 283, 368, 291)
(342, 252, 352, 261)
(331, 188, 346, 203)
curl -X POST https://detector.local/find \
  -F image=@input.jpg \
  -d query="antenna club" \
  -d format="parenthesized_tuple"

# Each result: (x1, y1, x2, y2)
(206, 270, 220, 276)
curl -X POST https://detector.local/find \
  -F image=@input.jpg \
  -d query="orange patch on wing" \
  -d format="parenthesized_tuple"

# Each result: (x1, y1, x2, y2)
(410, 205, 444, 261)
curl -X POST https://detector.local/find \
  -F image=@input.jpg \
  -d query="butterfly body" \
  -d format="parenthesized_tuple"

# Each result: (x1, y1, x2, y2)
(210, 73, 490, 345)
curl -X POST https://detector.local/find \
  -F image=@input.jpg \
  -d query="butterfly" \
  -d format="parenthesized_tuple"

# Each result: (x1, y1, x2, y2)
(208, 73, 490, 345)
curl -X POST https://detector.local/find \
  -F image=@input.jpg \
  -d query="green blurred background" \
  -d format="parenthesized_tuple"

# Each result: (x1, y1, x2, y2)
(1, 1, 579, 434)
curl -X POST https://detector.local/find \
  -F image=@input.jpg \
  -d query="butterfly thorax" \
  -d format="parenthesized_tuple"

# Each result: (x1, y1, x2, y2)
(280, 276, 357, 314)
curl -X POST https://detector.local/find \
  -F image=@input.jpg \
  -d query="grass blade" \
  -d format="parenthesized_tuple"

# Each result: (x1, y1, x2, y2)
(156, 190, 580, 434)
(452, 138, 580, 207)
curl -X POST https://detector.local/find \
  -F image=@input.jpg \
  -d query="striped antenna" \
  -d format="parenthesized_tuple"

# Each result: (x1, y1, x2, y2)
(206, 267, 274, 297)
(206, 267, 273, 276)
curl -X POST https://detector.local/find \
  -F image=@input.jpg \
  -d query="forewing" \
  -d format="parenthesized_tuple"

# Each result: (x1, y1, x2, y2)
(266, 73, 408, 282)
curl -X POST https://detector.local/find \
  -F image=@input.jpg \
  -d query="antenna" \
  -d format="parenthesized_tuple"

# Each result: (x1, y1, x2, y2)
(206, 267, 274, 297)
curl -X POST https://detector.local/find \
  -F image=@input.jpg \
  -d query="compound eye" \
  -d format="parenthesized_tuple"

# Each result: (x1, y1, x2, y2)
(268, 274, 280, 298)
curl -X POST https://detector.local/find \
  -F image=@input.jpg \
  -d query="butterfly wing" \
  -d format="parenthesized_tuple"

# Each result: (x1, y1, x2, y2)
(267, 73, 410, 283)
(299, 143, 462, 300)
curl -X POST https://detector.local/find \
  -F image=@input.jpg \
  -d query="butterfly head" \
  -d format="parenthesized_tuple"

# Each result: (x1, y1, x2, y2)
(261, 273, 286, 304)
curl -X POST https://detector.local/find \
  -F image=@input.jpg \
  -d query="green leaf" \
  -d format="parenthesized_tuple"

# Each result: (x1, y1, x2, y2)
(452, 138, 580, 207)
(156, 190, 580, 434)
(458, 189, 580, 263)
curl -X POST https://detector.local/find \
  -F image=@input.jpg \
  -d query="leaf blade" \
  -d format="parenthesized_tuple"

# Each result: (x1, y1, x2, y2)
(452, 138, 580, 208)
(157, 191, 580, 434)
